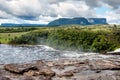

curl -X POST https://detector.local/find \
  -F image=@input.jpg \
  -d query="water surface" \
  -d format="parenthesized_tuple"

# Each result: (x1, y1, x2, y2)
(0, 44, 119, 64)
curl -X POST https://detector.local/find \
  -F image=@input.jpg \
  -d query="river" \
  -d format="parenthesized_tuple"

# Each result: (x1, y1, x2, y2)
(0, 44, 120, 64)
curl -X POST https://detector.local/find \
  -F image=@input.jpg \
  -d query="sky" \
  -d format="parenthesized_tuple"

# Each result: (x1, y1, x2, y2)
(0, 0, 120, 24)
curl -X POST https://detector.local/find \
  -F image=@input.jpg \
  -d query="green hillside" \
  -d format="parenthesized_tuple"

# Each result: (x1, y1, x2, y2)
(0, 25, 120, 52)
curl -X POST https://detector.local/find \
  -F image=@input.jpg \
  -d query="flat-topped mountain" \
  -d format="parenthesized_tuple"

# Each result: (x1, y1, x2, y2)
(88, 18, 107, 25)
(0, 17, 107, 27)
(48, 17, 107, 26)
(0, 23, 47, 27)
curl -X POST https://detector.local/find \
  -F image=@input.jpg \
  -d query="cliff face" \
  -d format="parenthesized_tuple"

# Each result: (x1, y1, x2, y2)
(48, 17, 107, 26)
(88, 18, 107, 24)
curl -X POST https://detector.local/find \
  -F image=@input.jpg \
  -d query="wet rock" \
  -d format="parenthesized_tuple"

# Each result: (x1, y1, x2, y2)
(104, 52, 120, 55)
(0, 76, 11, 80)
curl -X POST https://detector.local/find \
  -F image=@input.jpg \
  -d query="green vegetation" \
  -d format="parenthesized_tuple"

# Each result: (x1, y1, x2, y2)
(0, 25, 120, 52)
(0, 32, 28, 44)
(0, 27, 38, 33)
(0, 27, 38, 44)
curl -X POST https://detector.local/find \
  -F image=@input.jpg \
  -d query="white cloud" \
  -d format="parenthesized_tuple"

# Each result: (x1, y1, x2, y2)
(0, 0, 120, 24)
(50, 1, 95, 18)
(106, 11, 120, 24)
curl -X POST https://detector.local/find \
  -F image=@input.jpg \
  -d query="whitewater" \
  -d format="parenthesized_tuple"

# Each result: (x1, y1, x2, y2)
(0, 44, 120, 64)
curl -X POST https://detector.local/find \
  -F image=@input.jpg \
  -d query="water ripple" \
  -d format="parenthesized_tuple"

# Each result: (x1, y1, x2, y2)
(0, 44, 119, 64)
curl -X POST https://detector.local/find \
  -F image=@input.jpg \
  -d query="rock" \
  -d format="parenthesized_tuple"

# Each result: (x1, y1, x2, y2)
(88, 60, 120, 70)
(113, 72, 120, 79)
(88, 75, 116, 80)
(4, 64, 38, 74)
(1, 59, 120, 80)
(39, 68, 55, 77)
(58, 71, 74, 78)
(19, 76, 35, 80)
(46, 61, 54, 67)
(24, 68, 55, 77)
(95, 70, 101, 73)
(0, 76, 11, 80)
(24, 70, 40, 76)
(4, 61, 55, 78)
(39, 76, 52, 80)
(103, 52, 120, 55)
(53, 59, 87, 66)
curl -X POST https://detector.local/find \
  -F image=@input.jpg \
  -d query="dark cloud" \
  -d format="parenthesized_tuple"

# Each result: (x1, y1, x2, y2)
(48, 0, 120, 9)
(48, 0, 65, 4)
(17, 15, 38, 20)
(102, 0, 120, 9)
(0, 17, 6, 19)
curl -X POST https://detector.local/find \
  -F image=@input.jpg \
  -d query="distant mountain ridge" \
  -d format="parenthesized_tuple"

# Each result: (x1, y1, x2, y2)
(0, 23, 47, 27)
(48, 17, 107, 26)
(0, 17, 108, 27)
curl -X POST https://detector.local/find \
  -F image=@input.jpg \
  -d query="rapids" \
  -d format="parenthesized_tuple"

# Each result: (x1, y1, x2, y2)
(0, 44, 120, 64)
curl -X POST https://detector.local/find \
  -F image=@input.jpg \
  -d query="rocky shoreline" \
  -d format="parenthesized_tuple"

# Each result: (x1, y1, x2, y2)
(0, 58, 120, 80)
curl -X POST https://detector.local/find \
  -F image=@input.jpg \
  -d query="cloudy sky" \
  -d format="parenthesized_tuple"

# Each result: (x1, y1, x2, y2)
(0, 0, 120, 24)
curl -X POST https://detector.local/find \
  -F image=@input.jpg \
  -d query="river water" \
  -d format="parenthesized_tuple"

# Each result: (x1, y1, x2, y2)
(0, 44, 120, 64)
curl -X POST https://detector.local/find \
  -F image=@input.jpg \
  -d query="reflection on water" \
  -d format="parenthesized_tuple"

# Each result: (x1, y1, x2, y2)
(0, 44, 119, 64)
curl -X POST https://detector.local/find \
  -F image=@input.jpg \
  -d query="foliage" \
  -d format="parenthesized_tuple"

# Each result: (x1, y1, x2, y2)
(0, 25, 120, 52)
(0, 27, 38, 33)
(91, 35, 115, 52)
(8, 25, 120, 52)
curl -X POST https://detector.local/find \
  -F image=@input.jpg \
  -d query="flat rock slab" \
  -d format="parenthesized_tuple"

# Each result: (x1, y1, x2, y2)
(0, 59, 120, 80)
(4, 64, 37, 74)
(88, 60, 120, 70)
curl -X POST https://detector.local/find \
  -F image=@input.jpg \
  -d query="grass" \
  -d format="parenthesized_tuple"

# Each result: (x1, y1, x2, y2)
(0, 32, 28, 44)
(0, 27, 40, 44)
